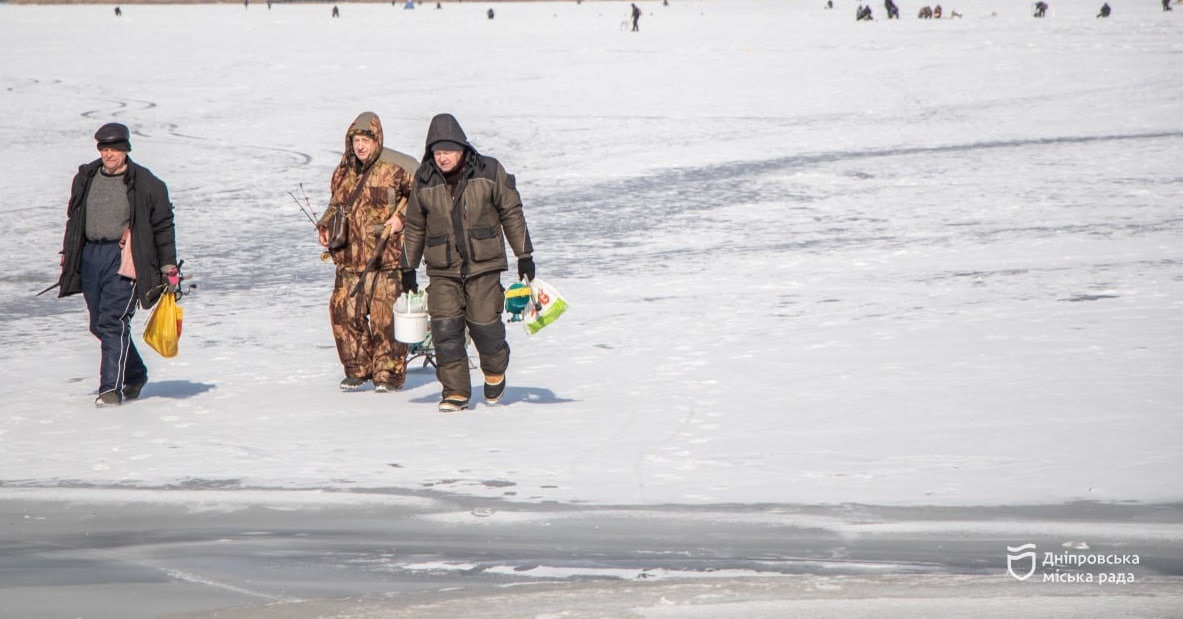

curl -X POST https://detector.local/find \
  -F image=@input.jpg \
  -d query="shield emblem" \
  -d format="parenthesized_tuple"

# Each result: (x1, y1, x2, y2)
(1006, 543, 1037, 581)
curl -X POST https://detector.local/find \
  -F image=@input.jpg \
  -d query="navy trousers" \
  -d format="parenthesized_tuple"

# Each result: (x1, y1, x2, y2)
(81, 241, 147, 398)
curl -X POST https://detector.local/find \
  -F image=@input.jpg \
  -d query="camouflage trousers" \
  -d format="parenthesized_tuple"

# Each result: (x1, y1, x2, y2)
(330, 268, 407, 386)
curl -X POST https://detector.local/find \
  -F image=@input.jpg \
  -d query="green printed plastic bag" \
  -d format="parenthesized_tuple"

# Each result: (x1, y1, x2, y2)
(523, 277, 569, 335)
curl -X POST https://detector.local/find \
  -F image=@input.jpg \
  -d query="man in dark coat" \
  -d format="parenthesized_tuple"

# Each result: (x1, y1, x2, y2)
(58, 122, 178, 407)
(399, 113, 535, 413)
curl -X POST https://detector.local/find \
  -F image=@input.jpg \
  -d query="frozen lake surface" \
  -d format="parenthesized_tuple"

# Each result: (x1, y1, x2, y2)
(0, 0, 1181, 615)
(3, 490, 1182, 618)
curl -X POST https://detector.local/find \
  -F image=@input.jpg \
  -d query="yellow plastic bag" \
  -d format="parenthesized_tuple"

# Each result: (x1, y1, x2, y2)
(144, 291, 183, 358)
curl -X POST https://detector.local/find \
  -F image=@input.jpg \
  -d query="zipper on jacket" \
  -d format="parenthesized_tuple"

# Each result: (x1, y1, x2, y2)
(450, 174, 471, 278)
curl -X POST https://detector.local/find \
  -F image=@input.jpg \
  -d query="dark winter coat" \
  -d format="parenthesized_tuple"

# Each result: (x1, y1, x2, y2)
(59, 158, 177, 309)
(400, 114, 532, 280)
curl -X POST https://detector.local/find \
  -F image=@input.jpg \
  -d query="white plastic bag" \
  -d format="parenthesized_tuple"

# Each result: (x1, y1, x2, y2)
(523, 277, 569, 335)
(394, 290, 428, 314)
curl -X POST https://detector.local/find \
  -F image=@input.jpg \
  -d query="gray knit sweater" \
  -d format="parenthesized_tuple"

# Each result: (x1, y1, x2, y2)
(84, 170, 130, 242)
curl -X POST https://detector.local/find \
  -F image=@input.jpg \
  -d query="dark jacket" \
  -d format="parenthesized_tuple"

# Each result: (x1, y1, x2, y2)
(59, 158, 177, 309)
(400, 114, 532, 279)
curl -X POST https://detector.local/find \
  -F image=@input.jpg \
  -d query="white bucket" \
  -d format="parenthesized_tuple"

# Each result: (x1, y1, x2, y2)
(394, 311, 428, 344)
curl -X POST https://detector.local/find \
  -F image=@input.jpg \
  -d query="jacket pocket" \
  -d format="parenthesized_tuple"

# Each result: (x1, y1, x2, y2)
(424, 234, 452, 268)
(468, 225, 505, 263)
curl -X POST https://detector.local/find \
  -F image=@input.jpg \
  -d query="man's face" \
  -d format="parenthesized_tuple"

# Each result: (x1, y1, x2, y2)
(352, 134, 378, 163)
(433, 149, 463, 173)
(98, 146, 127, 174)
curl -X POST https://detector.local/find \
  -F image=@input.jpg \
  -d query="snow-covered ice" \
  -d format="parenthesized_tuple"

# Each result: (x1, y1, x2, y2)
(3, 0, 1179, 508)
(0, 0, 1181, 615)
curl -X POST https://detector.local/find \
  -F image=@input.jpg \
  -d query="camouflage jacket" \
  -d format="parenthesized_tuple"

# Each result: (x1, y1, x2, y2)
(319, 112, 416, 272)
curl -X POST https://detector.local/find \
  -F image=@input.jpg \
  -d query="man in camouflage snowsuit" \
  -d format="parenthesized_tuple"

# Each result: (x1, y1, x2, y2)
(317, 112, 418, 392)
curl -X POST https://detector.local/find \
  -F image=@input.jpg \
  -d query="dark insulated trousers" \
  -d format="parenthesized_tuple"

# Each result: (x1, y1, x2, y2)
(426, 272, 508, 401)
(81, 240, 147, 397)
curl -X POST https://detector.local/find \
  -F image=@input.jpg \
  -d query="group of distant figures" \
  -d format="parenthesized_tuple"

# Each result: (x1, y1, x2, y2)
(99, 0, 671, 25)
(828, 0, 1176, 20)
(110, 0, 1175, 20)
(1034, 1, 1173, 18)
(915, 5, 960, 18)
(913, 3, 960, 18)
(847, 1, 961, 20)
(916, 5, 959, 18)
(109, 2, 501, 19)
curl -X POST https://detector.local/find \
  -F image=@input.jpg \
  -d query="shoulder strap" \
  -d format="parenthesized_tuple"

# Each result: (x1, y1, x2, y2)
(341, 165, 375, 212)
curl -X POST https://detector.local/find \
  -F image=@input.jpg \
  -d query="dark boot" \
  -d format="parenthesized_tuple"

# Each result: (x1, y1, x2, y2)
(484, 373, 505, 405)
(95, 391, 121, 407)
(339, 375, 370, 391)
(438, 393, 470, 413)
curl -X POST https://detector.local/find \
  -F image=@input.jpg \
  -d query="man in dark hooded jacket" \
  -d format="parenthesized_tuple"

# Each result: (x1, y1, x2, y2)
(317, 112, 417, 393)
(58, 122, 178, 407)
(399, 113, 535, 413)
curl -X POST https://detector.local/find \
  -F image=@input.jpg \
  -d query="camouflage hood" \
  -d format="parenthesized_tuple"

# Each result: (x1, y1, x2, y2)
(339, 111, 385, 174)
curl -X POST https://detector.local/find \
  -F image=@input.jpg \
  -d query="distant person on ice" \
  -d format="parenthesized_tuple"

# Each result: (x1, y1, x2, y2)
(317, 112, 418, 393)
(1033, 1, 1048, 17)
(631, 3, 642, 31)
(1163, 0, 1173, 11)
(885, 0, 900, 19)
(399, 113, 536, 413)
(57, 123, 179, 407)
(1097, 2, 1111, 17)
(113, 6, 121, 17)
(332, 5, 340, 18)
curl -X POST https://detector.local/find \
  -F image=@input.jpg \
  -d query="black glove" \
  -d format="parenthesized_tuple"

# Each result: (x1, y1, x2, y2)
(517, 257, 535, 282)
(400, 269, 419, 294)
